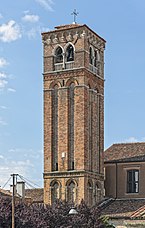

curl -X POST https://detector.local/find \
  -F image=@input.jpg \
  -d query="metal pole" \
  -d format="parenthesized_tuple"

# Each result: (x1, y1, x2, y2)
(12, 174, 15, 228)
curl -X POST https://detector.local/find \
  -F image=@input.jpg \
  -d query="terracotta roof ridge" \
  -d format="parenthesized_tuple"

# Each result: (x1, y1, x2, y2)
(112, 142, 145, 146)
(131, 204, 145, 218)
(98, 197, 115, 210)
(55, 23, 82, 29)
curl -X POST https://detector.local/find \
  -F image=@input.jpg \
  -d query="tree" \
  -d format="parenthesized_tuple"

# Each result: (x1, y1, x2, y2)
(0, 197, 104, 228)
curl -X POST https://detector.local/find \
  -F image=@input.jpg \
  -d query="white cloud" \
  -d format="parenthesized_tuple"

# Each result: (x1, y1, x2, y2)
(0, 105, 7, 109)
(0, 159, 34, 189)
(7, 88, 16, 92)
(125, 137, 138, 143)
(0, 58, 8, 67)
(124, 136, 145, 143)
(27, 28, 38, 39)
(0, 117, 7, 125)
(35, 0, 54, 11)
(0, 20, 22, 43)
(22, 14, 39, 23)
(0, 148, 42, 188)
(0, 72, 7, 78)
(0, 79, 8, 89)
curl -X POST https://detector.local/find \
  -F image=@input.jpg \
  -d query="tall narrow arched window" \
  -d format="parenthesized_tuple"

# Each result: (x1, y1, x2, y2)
(52, 85, 58, 171)
(89, 47, 93, 65)
(51, 181, 59, 203)
(67, 181, 76, 203)
(68, 83, 75, 170)
(55, 46, 63, 63)
(87, 181, 93, 206)
(66, 44, 74, 62)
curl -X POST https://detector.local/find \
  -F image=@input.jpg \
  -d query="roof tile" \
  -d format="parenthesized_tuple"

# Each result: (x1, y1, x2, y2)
(104, 142, 145, 162)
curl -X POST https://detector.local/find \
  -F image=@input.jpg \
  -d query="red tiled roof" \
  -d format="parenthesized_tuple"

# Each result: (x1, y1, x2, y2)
(55, 23, 81, 30)
(104, 142, 145, 162)
(101, 198, 145, 218)
(131, 204, 145, 218)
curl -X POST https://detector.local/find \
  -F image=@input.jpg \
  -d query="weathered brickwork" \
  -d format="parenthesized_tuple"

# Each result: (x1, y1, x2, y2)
(42, 23, 106, 205)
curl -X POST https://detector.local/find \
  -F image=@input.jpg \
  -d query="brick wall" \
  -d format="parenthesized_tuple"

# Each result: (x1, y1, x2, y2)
(42, 24, 105, 205)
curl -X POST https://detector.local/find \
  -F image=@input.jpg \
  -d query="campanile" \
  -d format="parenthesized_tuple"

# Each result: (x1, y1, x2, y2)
(42, 23, 106, 205)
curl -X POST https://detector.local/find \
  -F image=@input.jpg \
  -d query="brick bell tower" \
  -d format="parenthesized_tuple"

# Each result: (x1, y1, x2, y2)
(42, 23, 106, 205)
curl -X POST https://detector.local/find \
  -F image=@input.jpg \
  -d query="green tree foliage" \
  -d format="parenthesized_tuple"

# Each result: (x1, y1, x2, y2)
(100, 216, 115, 228)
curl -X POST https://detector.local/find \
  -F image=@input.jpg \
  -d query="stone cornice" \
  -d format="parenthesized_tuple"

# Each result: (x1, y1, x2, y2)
(43, 170, 104, 179)
(43, 67, 105, 82)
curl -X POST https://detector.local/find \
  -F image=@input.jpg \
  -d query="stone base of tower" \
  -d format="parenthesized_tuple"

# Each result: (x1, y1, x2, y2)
(44, 170, 104, 206)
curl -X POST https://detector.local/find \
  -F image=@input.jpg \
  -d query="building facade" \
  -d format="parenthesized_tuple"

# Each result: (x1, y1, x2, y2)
(42, 23, 106, 205)
(104, 143, 145, 199)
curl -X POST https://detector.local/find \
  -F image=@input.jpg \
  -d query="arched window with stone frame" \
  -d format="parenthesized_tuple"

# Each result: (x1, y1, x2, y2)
(51, 181, 60, 204)
(66, 44, 74, 62)
(87, 180, 93, 206)
(68, 82, 75, 170)
(54, 46, 63, 63)
(54, 46, 64, 71)
(67, 180, 77, 203)
(65, 43, 74, 69)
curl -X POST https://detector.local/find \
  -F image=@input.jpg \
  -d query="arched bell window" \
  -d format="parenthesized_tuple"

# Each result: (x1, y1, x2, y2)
(55, 46, 63, 63)
(89, 46, 93, 65)
(66, 44, 74, 62)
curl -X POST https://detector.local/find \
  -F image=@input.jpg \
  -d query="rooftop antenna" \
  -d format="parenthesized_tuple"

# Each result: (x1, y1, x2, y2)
(71, 9, 79, 24)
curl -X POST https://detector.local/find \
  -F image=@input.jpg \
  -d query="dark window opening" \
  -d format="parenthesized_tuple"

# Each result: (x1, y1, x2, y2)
(127, 170, 139, 193)
(89, 47, 93, 65)
(56, 163, 58, 171)
(94, 50, 98, 67)
(72, 161, 74, 170)
(66, 45, 74, 62)
(55, 47, 63, 63)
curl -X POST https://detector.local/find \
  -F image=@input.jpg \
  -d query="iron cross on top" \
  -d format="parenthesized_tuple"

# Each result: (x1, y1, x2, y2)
(71, 9, 79, 24)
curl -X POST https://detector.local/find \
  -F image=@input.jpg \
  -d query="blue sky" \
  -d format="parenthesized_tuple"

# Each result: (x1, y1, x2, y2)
(0, 0, 145, 188)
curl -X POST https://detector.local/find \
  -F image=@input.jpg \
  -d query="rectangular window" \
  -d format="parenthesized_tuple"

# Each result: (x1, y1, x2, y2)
(127, 170, 139, 193)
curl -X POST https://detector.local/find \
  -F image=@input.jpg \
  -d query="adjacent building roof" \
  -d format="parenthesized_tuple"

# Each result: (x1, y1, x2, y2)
(0, 188, 12, 198)
(101, 198, 145, 219)
(25, 188, 43, 203)
(104, 142, 145, 163)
